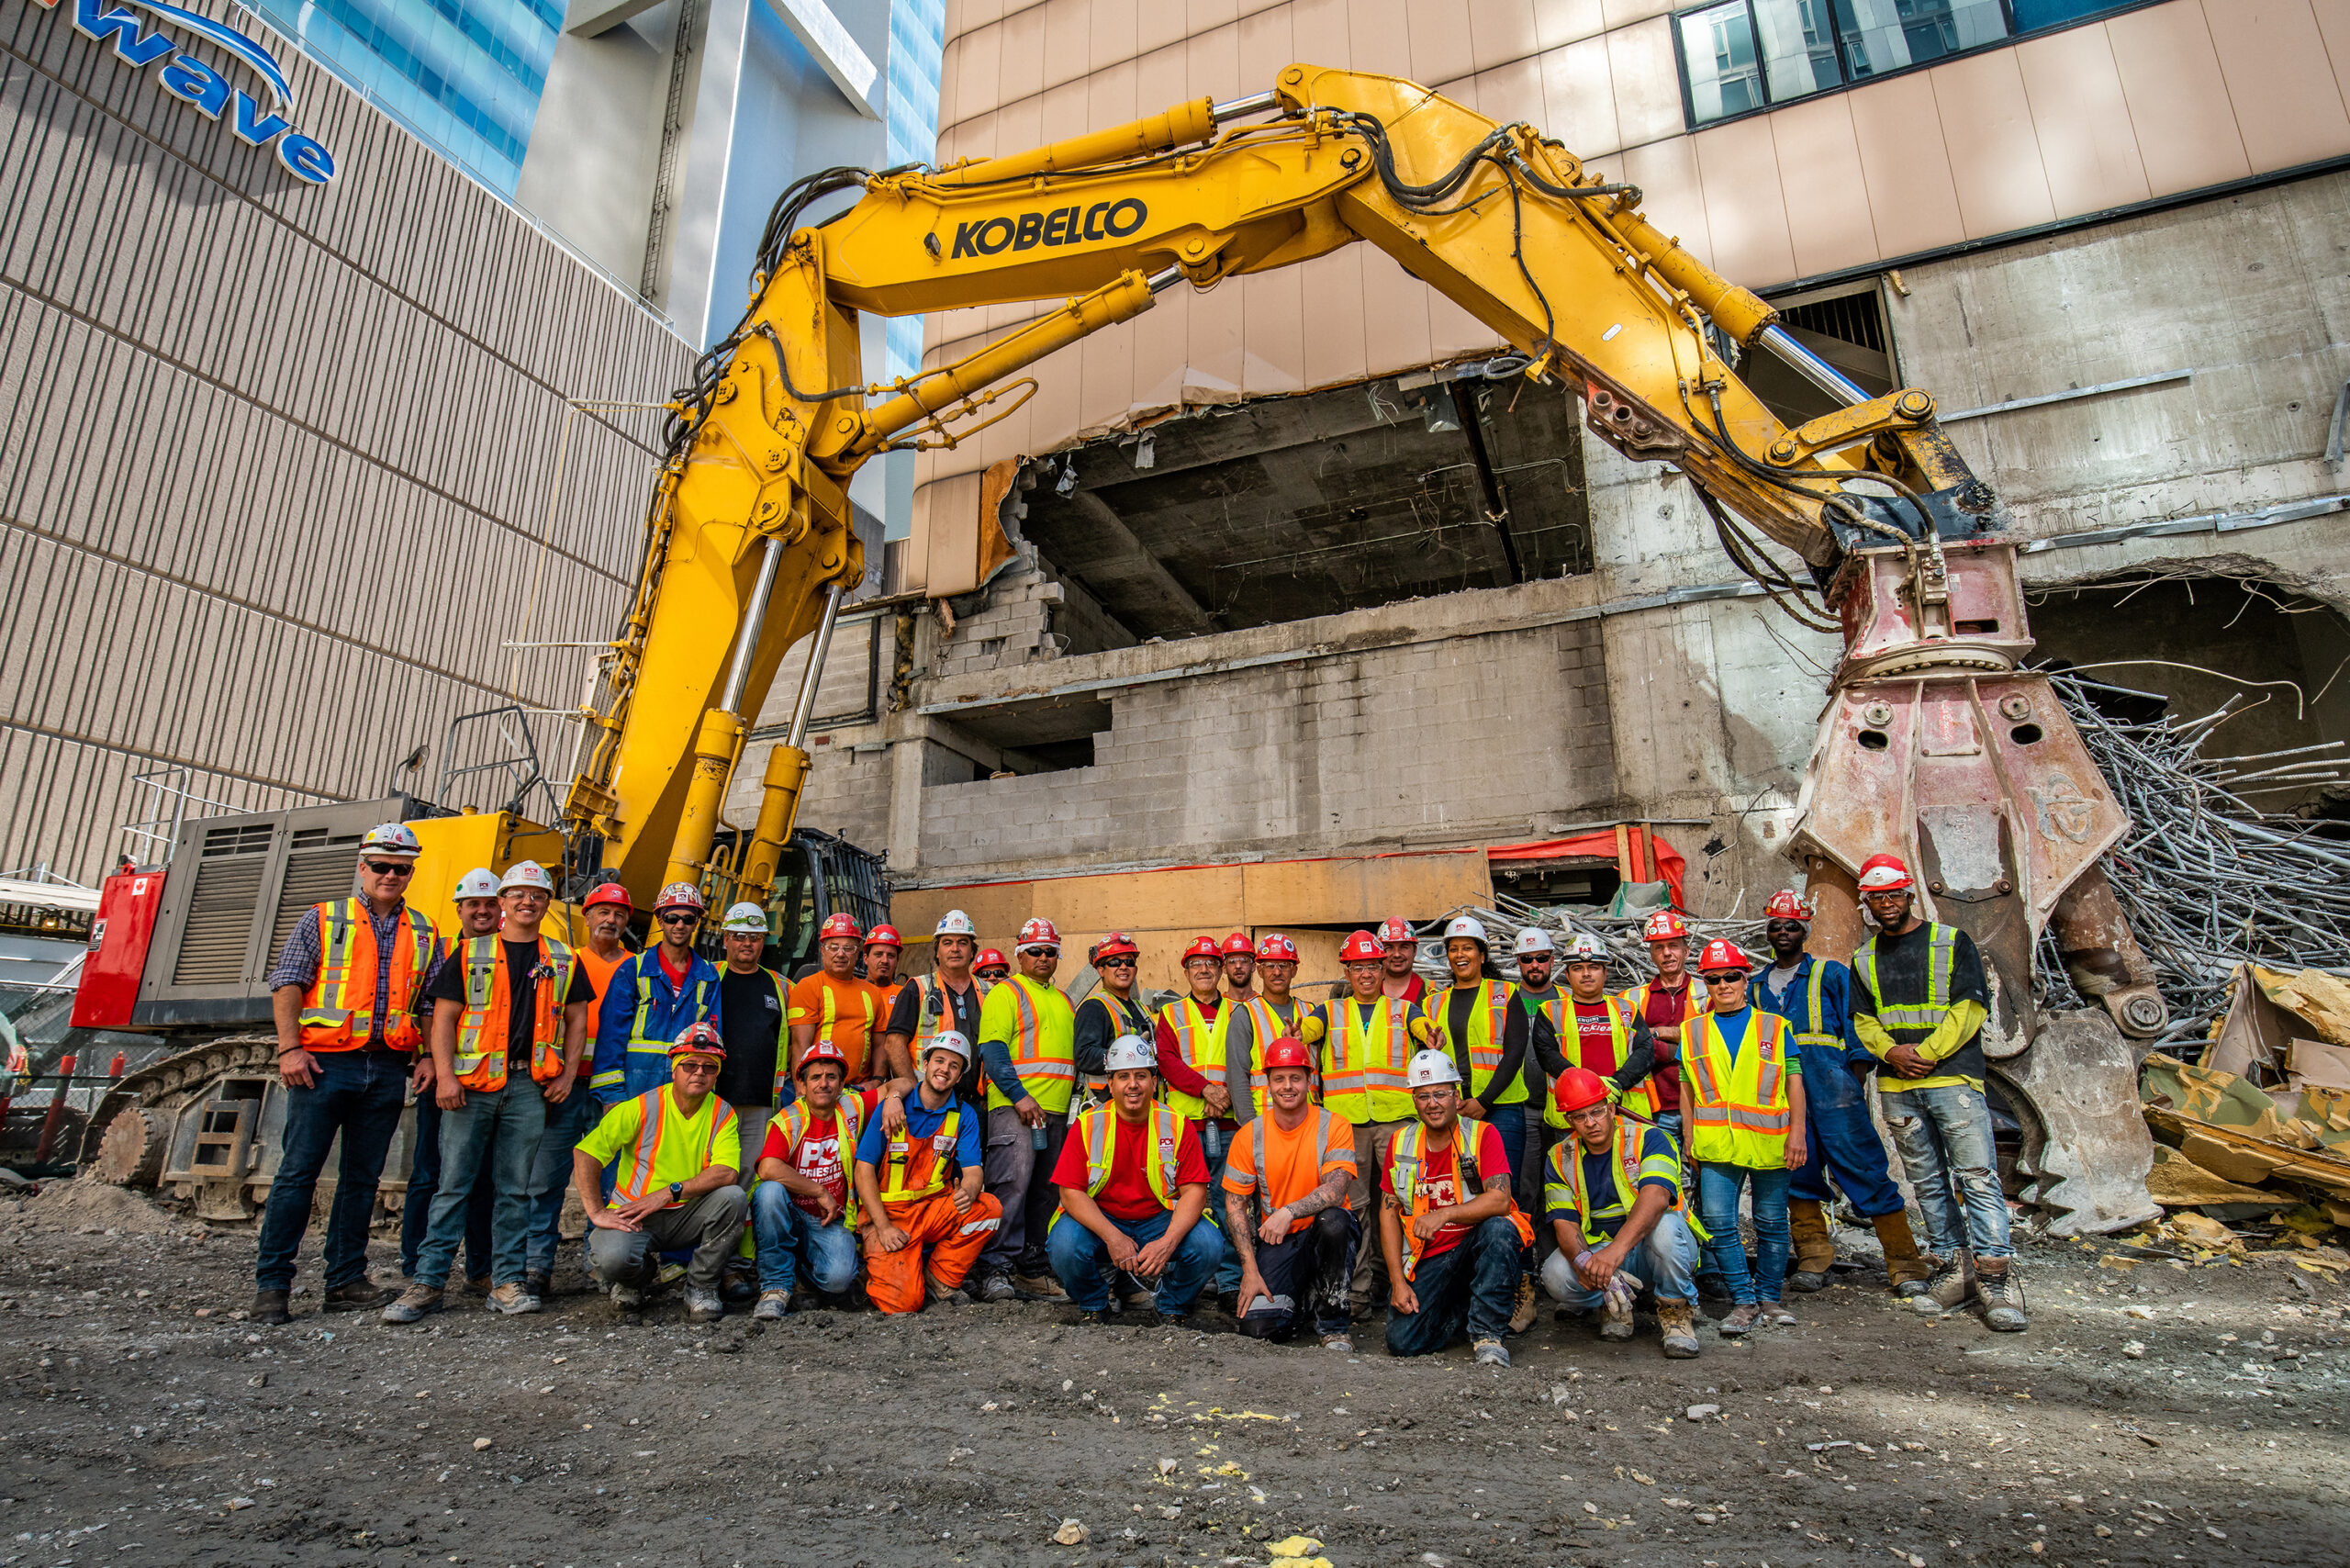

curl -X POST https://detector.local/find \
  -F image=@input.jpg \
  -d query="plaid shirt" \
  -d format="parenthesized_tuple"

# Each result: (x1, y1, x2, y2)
(265, 902, 441, 1045)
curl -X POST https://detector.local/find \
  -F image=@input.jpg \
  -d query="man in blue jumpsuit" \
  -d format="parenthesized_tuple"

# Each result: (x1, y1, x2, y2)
(589, 881, 722, 1104)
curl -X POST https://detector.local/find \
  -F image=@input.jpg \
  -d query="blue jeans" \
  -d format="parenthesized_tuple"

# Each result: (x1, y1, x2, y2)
(1196, 1122, 1242, 1294)
(748, 1183, 861, 1294)
(255, 1048, 409, 1293)
(1695, 1161, 1793, 1306)
(1046, 1208, 1223, 1315)
(1884, 1082, 2011, 1260)
(416, 1075, 548, 1289)
(401, 1095, 491, 1281)
(524, 1086, 599, 1280)
(1789, 1047, 1905, 1217)
(1479, 1102, 1535, 1278)
(1383, 1215, 1520, 1357)
(1539, 1210, 1702, 1308)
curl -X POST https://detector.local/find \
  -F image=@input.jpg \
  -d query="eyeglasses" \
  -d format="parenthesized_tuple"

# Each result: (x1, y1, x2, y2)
(364, 860, 415, 876)
(674, 1058, 720, 1075)
(658, 912, 699, 926)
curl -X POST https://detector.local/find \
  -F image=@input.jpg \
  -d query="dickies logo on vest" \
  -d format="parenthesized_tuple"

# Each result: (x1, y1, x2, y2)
(949, 199, 1147, 258)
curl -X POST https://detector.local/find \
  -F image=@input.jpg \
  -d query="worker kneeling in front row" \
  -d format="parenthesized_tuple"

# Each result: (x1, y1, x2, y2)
(1048, 1035, 1223, 1324)
(852, 1030, 1001, 1314)
(1225, 1037, 1359, 1350)
(571, 1023, 747, 1322)
(747, 1038, 877, 1318)
(1381, 1049, 1535, 1367)
(1539, 1067, 1703, 1358)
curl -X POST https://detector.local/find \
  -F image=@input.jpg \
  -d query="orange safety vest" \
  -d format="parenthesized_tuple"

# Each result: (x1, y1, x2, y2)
(1322, 994, 1418, 1126)
(611, 1086, 738, 1204)
(802, 978, 878, 1078)
(451, 934, 577, 1091)
(298, 898, 435, 1052)
(760, 1092, 867, 1229)
(877, 1102, 967, 1205)
(1383, 1120, 1534, 1281)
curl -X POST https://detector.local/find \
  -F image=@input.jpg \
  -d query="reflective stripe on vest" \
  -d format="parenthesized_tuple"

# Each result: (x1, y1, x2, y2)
(451, 934, 575, 1091)
(878, 1103, 965, 1204)
(1240, 996, 1288, 1114)
(764, 1092, 865, 1229)
(298, 899, 432, 1052)
(1078, 1103, 1181, 1209)
(1158, 997, 1230, 1123)
(1542, 993, 1653, 1128)
(1384, 1122, 1533, 1281)
(629, 961, 715, 1055)
(1854, 926, 1958, 1032)
(1430, 980, 1525, 1104)
(1323, 997, 1415, 1126)
(1682, 1011, 1795, 1167)
(991, 977, 1075, 1111)
(613, 1087, 737, 1204)
(1550, 1119, 1707, 1249)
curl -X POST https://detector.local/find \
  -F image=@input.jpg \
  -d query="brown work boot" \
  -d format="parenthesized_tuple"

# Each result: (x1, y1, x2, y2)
(1912, 1250, 1976, 1316)
(1718, 1302, 1762, 1337)
(321, 1278, 390, 1313)
(1785, 1199, 1835, 1292)
(251, 1289, 292, 1327)
(1872, 1211, 1934, 1296)
(1657, 1300, 1701, 1358)
(381, 1284, 444, 1324)
(1508, 1276, 1541, 1335)
(1975, 1258, 2028, 1332)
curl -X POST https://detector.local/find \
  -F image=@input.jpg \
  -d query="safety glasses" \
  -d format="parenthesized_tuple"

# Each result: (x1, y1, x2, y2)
(363, 860, 415, 877)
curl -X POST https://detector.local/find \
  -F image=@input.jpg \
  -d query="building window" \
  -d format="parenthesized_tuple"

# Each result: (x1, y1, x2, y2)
(1675, 0, 2140, 128)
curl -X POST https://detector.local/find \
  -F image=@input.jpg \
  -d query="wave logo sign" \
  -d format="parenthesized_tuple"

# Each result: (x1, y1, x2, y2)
(44, 0, 336, 184)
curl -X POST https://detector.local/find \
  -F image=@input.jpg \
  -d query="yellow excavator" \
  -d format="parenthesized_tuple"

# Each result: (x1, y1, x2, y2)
(79, 64, 2160, 1226)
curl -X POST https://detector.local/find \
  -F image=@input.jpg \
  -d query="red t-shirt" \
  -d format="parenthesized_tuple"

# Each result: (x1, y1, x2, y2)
(1380, 1118, 1508, 1260)
(757, 1088, 882, 1218)
(1051, 1111, 1210, 1221)
(1572, 1000, 1622, 1077)
(1639, 979, 1696, 1114)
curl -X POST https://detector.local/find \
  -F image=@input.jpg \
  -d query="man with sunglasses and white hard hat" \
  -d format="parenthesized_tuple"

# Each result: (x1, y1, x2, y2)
(572, 1021, 746, 1321)
(1380, 1047, 1534, 1366)
(252, 823, 440, 1325)
(398, 868, 500, 1294)
(522, 879, 635, 1298)
(386, 860, 596, 1323)
(588, 881, 720, 1105)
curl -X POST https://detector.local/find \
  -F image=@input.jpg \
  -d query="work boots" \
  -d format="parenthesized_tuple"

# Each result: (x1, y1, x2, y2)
(1975, 1258, 2029, 1332)
(1785, 1199, 1836, 1292)
(1509, 1276, 1542, 1335)
(381, 1284, 445, 1324)
(1656, 1301, 1701, 1359)
(251, 1289, 292, 1327)
(1913, 1250, 1977, 1316)
(1873, 1212, 1935, 1296)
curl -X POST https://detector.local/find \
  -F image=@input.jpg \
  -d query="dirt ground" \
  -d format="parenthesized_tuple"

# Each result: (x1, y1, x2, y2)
(2, 1179, 2345, 1568)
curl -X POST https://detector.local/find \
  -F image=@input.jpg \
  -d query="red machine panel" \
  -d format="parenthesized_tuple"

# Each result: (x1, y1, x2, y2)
(71, 868, 167, 1030)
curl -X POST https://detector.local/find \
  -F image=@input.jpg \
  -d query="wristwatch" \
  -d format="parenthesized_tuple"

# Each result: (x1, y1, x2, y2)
(668, 1182, 684, 1204)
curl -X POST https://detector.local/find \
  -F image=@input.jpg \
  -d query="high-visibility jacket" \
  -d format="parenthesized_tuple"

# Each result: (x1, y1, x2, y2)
(1852, 924, 1986, 1092)
(877, 1102, 968, 1204)
(297, 899, 435, 1052)
(1384, 1121, 1534, 1281)
(1681, 1009, 1796, 1168)
(450, 934, 577, 1091)
(1426, 979, 1528, 1106)
(1540, 992, 1658, 1128)
(979, 973, 1077, 1114)
(1069, 1103, 1184, 1212)
(759, 1092, 867, 1229)
(1157, 995, 1231, 1123)
(609, 1087, 738, 1204)
(590, 949, 720, 1100)
(1233, 995, 1325, 1115)
(1321, 995, 1423, 1126)
(1075, 989, 1153, 1100)
(1542, 1117, 1707, 1249)
(1754, 953, 1853, 1067)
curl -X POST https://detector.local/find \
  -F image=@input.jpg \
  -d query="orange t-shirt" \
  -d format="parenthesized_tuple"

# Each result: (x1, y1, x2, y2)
(789, 972, 883, 1081)
(1222, 1109, 1355, 1238)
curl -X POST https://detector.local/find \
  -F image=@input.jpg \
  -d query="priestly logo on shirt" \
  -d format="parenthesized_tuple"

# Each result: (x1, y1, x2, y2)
(42, 0, 338, 185)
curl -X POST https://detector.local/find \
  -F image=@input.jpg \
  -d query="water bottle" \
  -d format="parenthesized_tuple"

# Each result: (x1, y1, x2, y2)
(1203, 1120, 1225, 1161)
(1031, 1123, 1047, 1151)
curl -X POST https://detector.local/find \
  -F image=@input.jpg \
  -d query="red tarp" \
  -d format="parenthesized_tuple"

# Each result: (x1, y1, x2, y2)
(1487, 828, 1687, 910)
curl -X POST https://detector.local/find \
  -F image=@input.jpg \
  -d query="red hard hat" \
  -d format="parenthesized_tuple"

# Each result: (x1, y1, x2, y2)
(1220, 931, 1254, 957)
(1857, 854, 1915, 893)
(818, 912, 862, 944)
(582, 881, 632, 912)
(1764, 890, 1813, 922)
(1641, 909, 1689, 942)
(1696, 937, 1751, 975)
(1339, 929, 1384, 963)
(1018, 916, 1061, 951)
(1552, 1066, 1610, 1115)
(1376, 916, 1413, 944)
(654, 880, 706, 914)
(669, 1021, 726, 1059)
(975, 947, 1010, 972)
(795, 1038, 848, 1078)
(1181, 935, 1223, 964)
(1263, 1036, 1313, 1072)
(1092, 931, 1139, 961)
(865, 924, 903, 950)
(1255, 933, 1298, 962)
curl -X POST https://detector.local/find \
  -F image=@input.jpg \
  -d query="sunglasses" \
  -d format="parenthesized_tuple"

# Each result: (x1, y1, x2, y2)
(364, 860, 415, 876)
(1703, 973, 1746, 986)
(674, 1058, 720, 1074)
(1098, 956, 1136, 968)
(658, 912, 700, 925)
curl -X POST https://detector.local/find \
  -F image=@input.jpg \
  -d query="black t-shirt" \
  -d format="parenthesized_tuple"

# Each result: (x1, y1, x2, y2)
(886, 975, 985, 1108)
(715, 968, 786, 1106)
(1443, 983, 1529, 1092)
(428, 940, 596, 1067)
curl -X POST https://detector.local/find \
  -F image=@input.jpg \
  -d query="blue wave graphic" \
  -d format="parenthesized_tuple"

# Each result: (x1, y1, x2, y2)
(118, 0, 296, 112)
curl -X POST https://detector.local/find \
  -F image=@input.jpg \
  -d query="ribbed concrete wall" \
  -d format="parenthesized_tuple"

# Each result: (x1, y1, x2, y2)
(0, 0, 693, 884)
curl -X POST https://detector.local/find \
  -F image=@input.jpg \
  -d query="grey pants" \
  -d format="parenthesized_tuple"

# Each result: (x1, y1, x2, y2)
(980, 1105, 1069, 1278)
(1346, 1117, 1411, 1307)
(586, 1185, 749, 1291)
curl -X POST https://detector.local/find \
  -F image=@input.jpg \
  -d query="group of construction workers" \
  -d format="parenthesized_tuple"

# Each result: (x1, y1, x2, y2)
(252, 827, 2027, 1357)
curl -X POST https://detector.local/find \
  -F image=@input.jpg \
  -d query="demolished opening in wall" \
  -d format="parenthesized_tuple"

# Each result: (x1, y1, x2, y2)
(1747, 277, 1897, 431)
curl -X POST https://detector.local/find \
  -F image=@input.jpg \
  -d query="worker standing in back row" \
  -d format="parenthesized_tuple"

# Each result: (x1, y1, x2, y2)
(1322, 930, 1432, 1316)
(400, 868, 498, 1295)
(881, 910, 985, 1127)
(1750, 890, 1929, 1298)
(254, 823, 439, 1325)
(1423, 915, 1539, 1334)
(1157, 935, 1240, 1298)
(1224, 934, 1325, 1124)
(525, 879, 633, 1299)
(865, 924, 904, 1018)
(1377, 916, 1426, 1004)
(1620, 910, 1705, 1146)
(1848, 855, 2026, 1332)
(790, 913, 884, 1088)
(589, 882, 719, 1104)
(1681, 939, 1806, 1337)
(1072, 932, 1152, 1112)
(973, 917, 1078, 1303)
(1220, 931, 1259, 1003)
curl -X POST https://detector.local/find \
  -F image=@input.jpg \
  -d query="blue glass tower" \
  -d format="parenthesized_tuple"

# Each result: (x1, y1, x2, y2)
(881, 0, 944, 382)
(242, 0, 562, 196)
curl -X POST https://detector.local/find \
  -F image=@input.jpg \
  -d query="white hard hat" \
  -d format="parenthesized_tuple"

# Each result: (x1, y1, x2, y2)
(1513, 927, 1555, 957)
(1562, 931, 1609, 962)
(453, 867, 499, 902)
(1406, 1048, 1462, 1088)
(1443, 915, 1489, 946)
(359, 822, 422, 858)
(924, 1029, 972, 1065)
(934, 908, 976, 937)
(498, 860, 554, 894)
(1104, 1035, 1156, 1073)
(719, 902, 767, 934)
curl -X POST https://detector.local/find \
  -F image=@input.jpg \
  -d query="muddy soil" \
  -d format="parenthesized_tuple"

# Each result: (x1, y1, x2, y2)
(2, 1180, 2345, 1568)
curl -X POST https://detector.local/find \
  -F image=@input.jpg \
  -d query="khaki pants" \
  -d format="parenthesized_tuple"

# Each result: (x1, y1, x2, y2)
(1346, 1116, 1412, 1307)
